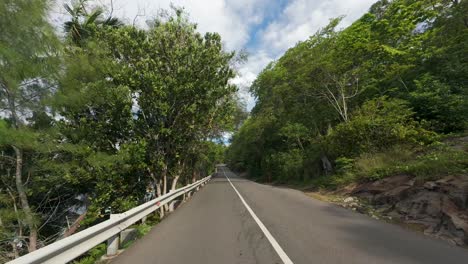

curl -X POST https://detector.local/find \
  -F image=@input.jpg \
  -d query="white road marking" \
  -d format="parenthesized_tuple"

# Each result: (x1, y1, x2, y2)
(223, 169, 294, 264)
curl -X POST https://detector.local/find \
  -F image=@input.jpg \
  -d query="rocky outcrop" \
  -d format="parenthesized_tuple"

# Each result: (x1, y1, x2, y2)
(344, 175, 468, 246)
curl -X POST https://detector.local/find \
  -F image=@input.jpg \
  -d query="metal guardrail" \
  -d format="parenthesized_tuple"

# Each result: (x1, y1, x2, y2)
(8, 176, 212, 264)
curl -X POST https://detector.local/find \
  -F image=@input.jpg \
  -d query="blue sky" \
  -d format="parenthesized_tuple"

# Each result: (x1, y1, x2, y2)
(52, 0, 378, 110)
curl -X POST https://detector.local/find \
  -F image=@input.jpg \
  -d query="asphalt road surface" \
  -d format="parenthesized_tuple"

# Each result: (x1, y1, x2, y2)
(112, 166, 468, 264)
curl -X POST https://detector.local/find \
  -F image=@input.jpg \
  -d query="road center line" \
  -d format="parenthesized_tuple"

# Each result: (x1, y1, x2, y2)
(223, 169, 294, 264)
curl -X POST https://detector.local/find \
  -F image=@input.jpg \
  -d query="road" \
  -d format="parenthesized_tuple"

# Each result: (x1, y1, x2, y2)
(112, 166, 468, 264)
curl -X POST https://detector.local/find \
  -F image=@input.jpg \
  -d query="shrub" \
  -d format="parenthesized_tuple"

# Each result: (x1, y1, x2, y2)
(335, 157, 354, 173)
(409, 74, 468, 133)
(73, 244, 106, 264)
(405, 146, 468, 181)
(353, 145, 415, 181)
(333, 144, 467, 184)
(326, 97, 438, 158)
(268, 149, 304, 182)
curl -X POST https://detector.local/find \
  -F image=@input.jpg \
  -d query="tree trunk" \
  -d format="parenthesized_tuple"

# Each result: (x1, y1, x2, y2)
(168, 175, 179, 212)
(149, 168, 165, 218)
(162, 165, 169, 212)
(297, 137, 304, 151)
(13, 146, 37, 252)
(6, 188, 23, 239)
(170, 175, 179, 191)
(321, 155, 333, 175)
(192, 171, 197, 183)
(10, 242, 19, 259)
(156, 179, 164, 218)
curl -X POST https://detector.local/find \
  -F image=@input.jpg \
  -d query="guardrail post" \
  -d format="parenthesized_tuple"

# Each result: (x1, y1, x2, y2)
(107, 214, 120, 256)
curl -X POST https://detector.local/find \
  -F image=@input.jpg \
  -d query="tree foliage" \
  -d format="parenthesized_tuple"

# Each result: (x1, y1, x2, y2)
(0, 2, 239, 260)
(227, 0, 467, 183)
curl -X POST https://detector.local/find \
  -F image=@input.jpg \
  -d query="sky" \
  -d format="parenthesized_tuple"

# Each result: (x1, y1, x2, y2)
(51, 0, 378, 111)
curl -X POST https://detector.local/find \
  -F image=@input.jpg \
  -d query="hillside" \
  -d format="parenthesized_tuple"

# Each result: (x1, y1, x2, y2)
(227, 0, 468, 245)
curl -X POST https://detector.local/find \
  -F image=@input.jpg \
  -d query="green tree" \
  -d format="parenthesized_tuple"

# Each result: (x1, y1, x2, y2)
(228, 0, 467, 184)
(0, 0, 60, 253)
(97, 9, 238, 214)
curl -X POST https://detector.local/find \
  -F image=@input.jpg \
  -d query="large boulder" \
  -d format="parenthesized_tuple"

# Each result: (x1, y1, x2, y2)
(348, 174, 468, 246)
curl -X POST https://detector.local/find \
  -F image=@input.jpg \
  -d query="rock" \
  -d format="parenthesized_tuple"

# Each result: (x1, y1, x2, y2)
(434, 176, 468, 209)
(346, 174, 468, 246)
(396, 191, 443, 219)
(441, 196, 468, 235)
(393, 189, 468, 246)
(356, 206, 367, 214)
(375, 204, 394, 214)
(352, 174, 413, 196)
(423, 181, 437, 190)
(374, 185, 414, 205)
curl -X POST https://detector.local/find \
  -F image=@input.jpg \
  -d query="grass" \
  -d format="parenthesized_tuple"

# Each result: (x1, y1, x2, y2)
(73, 244, 107, 264)
(73, 213, 160, 264)
(309, 141, 468, 190)
(407, 147, 467, 180)
(354, 145, 414, 180)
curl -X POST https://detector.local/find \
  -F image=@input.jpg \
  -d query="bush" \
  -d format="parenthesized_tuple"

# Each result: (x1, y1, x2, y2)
(335, 157, 354, 173)
(325, 144, 468, 186)
(353, 145, 415, 181)
(405, 146, 468, 181)
(326, 97, 438, 158)
(268, 149, 304, 182)
(310, 172, 357, 190)
(409, 74, 468, 133)
(73, 244, 106, 264)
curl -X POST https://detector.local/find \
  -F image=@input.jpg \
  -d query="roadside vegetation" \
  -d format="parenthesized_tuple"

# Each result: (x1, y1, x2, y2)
(311, 142, 468, 189)
(0, 0, 241, 261)
(73, 214, 159, 264)
(227, 0, 468, 189)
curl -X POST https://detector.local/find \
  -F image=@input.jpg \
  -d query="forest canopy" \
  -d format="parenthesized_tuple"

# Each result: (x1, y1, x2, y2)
(227, 0, 467, 183)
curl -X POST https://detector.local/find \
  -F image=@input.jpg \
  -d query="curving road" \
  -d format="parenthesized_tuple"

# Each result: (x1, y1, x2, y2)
(112, 166, 468, 264)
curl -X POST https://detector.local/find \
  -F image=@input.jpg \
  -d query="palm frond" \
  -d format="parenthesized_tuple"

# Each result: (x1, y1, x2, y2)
(85, 9, 103, 26)
(63, 4, 75, 17)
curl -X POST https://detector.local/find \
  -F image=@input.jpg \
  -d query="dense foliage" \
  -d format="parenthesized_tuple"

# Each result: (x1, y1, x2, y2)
(227, 0, 467, 183)
(0, 0, 239, 260)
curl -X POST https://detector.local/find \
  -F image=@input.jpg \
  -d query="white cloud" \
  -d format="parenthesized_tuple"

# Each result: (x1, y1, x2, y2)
(260, 0, 377, 54)
(236, 0, 377, 110)
(53, 0, 269, 51)
(231, 51, 273, 110)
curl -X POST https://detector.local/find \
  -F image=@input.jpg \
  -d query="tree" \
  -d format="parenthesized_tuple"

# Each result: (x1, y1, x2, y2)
(63, 0, 122, 45)
(0, 0, 60, 253)
(1, 1, 241, 259)
(228, 0, 467, 184)
(96, 8, 238, 214)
